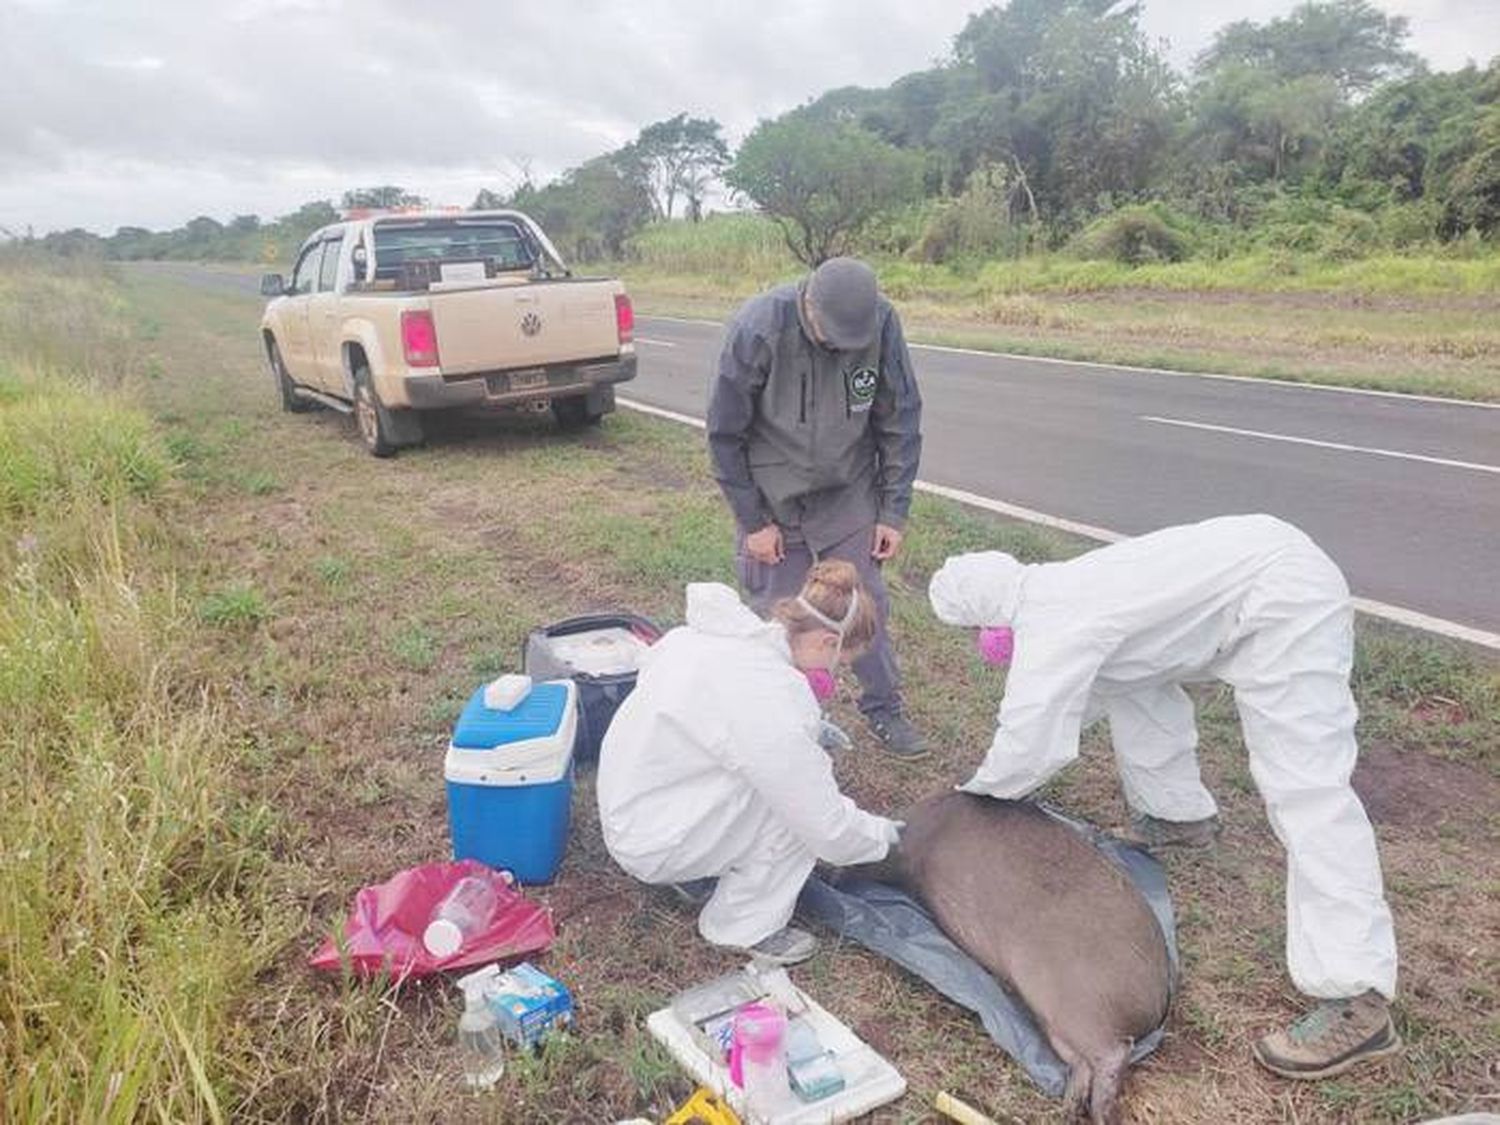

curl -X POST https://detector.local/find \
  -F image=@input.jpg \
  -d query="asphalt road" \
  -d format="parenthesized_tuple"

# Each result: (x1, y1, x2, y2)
(628, 315, 1500, 641)
(138, 264, 1499, 641)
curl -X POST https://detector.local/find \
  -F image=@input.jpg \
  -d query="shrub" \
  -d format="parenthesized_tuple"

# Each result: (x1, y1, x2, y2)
(1069, 203, 1196, 264)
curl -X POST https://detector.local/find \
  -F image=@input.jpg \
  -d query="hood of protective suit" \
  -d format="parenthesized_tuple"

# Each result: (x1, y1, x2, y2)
(929, 551, 1028, 627)
(684, 582, 787, 644)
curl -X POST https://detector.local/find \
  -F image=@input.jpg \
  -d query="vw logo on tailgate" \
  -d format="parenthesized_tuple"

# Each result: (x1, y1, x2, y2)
(520, 311, 543, 337)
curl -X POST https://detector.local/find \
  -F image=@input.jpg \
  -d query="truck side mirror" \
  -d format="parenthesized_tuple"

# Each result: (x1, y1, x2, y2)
(260, 273, 286, 297)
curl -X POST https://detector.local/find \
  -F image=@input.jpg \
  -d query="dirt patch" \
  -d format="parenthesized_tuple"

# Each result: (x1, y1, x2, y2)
(1353, 743, 1500, 830)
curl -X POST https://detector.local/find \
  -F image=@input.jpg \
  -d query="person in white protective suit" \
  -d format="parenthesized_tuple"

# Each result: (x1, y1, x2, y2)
(598, 560, 900, 965)
(928, 514, 1400, 1081)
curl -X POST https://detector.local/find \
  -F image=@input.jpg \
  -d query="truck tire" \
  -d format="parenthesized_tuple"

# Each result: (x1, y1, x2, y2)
(268, 339, 314, 413)
(353, 367, 422, 458)
(552, 391, 606, 430)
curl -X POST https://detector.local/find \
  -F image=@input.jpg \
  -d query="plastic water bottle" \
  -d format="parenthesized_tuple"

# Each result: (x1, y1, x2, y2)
(730, 1002, 788, 1120)
(455, 965, 506, 1090)
(424, 875, 498, 958)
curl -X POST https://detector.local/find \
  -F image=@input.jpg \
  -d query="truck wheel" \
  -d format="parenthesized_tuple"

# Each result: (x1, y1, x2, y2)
(268, 339, 314, 413)
(353, 368, 422, 457)
(552, 394, 604, 430)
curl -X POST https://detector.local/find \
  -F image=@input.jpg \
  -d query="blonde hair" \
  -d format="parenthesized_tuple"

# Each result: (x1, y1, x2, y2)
(771, 560, 877, 654)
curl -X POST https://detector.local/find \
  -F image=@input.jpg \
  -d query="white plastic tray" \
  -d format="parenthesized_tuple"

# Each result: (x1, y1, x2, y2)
(646, 965, 905, 1125)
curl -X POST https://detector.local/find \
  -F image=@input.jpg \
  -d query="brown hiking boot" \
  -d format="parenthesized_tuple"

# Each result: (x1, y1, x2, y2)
(1253, 991, 1402, 1080)
(1123, 811, 1222, 850)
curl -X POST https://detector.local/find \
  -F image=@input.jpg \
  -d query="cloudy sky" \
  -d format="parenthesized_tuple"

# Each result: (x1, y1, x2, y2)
(2, 0, 1496, 236)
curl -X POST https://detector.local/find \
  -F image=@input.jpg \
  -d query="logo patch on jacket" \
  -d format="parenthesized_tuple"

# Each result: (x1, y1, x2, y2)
(846, 366, 878, 412)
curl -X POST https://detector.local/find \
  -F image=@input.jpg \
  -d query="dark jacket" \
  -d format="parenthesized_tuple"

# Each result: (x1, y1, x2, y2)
(706, 281, 923, 551)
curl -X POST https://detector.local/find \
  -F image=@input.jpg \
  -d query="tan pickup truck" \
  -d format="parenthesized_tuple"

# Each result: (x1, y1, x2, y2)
(258, 209, 636, 456)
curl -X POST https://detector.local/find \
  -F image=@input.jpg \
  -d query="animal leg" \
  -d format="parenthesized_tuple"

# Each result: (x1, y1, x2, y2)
(1086, 1040, 1132, 1125)
(1054, 1041, 1093, 1122)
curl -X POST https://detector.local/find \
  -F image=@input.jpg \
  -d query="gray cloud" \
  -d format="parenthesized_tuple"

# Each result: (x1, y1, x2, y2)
(0, 0, 1495, 235)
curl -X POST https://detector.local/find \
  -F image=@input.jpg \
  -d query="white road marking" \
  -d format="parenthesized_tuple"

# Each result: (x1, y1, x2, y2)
(1140, 415, 1500, 474)
(637, 315, 1500, 410)
(619, 398, 703, 429)
(634, 337, 678, 347)
(912, 481, 1125, 544)
(616, 395, 1500, 651)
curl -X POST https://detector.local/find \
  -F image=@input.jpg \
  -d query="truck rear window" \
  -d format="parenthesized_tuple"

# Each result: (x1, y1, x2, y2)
(372, 220, 535, 284)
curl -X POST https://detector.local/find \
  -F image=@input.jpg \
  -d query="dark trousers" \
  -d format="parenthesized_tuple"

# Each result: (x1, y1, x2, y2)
(736, 522, 902, 718)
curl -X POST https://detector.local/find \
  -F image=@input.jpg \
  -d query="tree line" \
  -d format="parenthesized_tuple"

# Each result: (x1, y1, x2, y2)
(28, 0, 1500, 267)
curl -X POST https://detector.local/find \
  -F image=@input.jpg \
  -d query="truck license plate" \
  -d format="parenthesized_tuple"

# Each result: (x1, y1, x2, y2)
(508, 369, 548, 392)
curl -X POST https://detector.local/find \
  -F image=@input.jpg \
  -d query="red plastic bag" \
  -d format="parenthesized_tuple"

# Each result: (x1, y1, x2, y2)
(309, 859, 556, 978)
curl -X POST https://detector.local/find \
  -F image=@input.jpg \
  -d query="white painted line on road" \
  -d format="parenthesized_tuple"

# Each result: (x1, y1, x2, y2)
(637, 315, 1500, 411)
(617, 395, 1500, 651)
(638, 315, 722, 326)
(621, 398, 704, 429)
(634, 337, 678, 347)
(1141, 415, 1500, 474)
(1350, 598, 1500, 650)
(912, 481, 1126, 544)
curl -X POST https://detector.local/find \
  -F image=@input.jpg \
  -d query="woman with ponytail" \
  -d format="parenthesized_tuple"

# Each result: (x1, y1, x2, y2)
(597, 560, 900, 964)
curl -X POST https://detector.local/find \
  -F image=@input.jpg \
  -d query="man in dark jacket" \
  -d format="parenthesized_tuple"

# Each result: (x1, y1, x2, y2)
(707, 257, 925, 757)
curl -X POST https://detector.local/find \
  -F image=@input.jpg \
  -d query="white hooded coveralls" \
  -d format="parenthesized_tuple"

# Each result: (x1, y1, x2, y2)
(928, 515, 1397, 1000)
(597, 583, 897, 949)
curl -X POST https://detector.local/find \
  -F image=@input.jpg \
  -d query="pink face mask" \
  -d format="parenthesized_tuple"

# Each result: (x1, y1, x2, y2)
(977, 625, 1015, 665)
(803, 667, 837, 702)
(795, 590, 859, 705)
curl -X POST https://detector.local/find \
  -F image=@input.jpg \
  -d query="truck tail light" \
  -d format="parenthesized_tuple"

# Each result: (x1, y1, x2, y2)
(401, 310, 440, 367)
(614, 293, 634, 346)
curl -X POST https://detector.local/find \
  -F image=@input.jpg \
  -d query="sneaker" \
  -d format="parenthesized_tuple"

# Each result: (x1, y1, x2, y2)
(867, 711, 927, 760)
(1123, 811, 1222, 850)
(1253, 991, 1402, 1080)
(742, 926, 819, 966)
(669, 878, 716, 907)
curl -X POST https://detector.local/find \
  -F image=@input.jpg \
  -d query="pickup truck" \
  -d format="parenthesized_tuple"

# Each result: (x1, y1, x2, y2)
(258, 209, 636, 456)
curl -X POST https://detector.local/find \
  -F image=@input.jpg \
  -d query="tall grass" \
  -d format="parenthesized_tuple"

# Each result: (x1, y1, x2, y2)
(612, 212, 1500, 298)
(0, 252, 264, 1121)
(620, 213, 800, 292)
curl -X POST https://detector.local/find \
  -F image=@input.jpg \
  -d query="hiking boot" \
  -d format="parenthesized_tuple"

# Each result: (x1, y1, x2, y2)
(1123, 811, 1222, 850)
(669, 878, 716, 908)
(742, 926, 819, 966)
(1253, 991, 1402, 1080)
(867, 711, 927, 760)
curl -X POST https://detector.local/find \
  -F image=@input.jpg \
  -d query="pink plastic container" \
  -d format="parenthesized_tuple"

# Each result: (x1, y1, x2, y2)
(729, 1002, 788, 1115)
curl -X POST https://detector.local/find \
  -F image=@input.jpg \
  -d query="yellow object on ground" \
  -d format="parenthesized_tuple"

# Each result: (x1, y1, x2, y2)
(664, 1087, 741, 1125)
(934, 1089, 999, 1125)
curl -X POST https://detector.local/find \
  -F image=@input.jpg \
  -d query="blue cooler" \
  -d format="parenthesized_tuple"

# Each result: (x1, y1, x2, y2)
(445, 680, 577, 884)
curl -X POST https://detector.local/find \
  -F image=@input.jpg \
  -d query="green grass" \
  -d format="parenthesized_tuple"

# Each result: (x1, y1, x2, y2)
(198, 584, 270, 628)
(622, 212, 1500, 298)
(609, 213, 1500, 401)
(0, 253, 273, 1122)
(10, 254, 1494, 1124)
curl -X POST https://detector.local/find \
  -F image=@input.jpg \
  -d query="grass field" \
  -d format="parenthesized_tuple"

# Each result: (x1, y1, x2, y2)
(604, 215, 1500, 402)
(3, 255, 1498, 1122)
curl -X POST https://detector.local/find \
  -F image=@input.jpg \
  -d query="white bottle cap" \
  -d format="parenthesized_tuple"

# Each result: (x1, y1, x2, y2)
(424, 918, 463, 959)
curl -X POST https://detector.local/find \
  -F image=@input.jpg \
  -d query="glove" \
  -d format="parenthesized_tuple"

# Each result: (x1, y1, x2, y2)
(817, 719, 854, 753)
(977, 625, 1015, 666)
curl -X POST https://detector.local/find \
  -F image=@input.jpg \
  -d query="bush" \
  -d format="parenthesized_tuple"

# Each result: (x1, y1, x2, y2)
(912, 165, 1040, 264)
(1250, 195, 1383, 260)
(1069, 203, 1196, 264)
